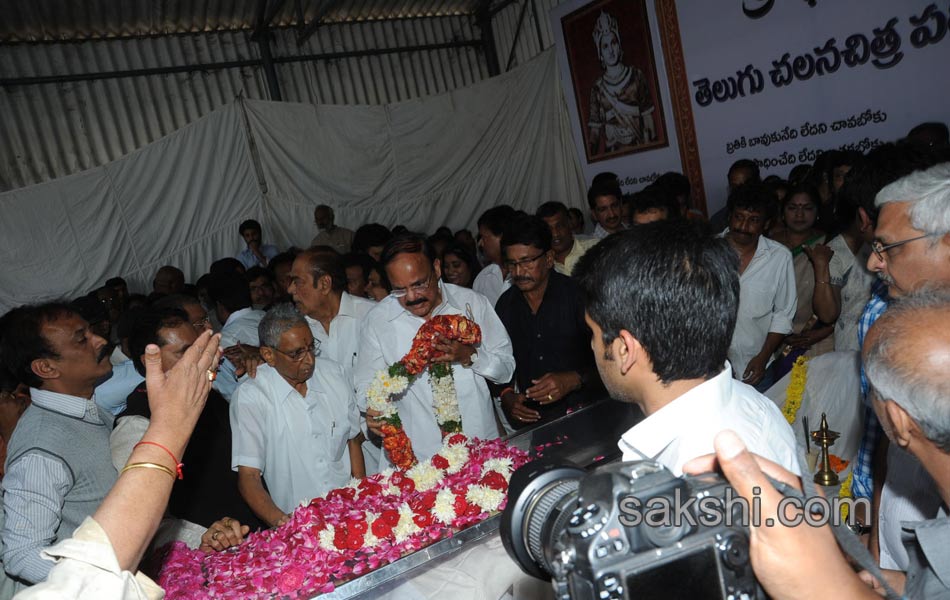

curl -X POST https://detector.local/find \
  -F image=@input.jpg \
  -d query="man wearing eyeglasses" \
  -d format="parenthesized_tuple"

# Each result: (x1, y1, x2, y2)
(852, 160, 950, 575)
(493, 216, 598, 430)
(356, 233, 515, 465)
(231, 303, 364, 527)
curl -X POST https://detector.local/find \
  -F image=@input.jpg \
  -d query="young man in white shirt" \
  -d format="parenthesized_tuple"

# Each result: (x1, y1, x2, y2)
(207, 273, 266, 401)
(231, 304, 364, 527)
(574, 220, 799, 476)
(722, 182, 796, 391)
(358, 233, 515, 464)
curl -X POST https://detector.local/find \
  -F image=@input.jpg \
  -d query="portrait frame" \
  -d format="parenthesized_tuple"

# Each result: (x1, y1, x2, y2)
(561, 0, 669, 163)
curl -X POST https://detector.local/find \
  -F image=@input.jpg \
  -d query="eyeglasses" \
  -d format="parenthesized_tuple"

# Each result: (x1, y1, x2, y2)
(272, 339, 320, 362)
(503, 252, 546, 271)
(191, 316, 211, 330)
(389, 272, 433, 298)
(871, 233, 941, 262)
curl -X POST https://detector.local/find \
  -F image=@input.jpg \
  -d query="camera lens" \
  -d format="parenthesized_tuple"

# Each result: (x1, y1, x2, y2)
(500, 458, 586, 580)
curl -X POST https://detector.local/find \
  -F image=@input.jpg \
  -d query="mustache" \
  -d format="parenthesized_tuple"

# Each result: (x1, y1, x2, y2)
(97, 344, 113, 362)
(876, 271, 895, 285)
(512, 276, 534, 284)
(405, 296, 428, 307)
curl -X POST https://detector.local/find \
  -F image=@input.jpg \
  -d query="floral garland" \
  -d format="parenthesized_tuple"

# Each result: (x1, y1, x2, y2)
(366, 315, 481, 469)
(838, 471, 854, 521)
(781, 355, 809, 424)
(158, 435, 529, 599)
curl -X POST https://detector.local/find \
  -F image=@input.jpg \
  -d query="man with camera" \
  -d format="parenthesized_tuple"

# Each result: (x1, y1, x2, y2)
(573, 220, 799, 475)
(684, 289, 950, 599)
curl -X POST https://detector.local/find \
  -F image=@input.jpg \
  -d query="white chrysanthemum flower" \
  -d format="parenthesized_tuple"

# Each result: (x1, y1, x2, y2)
(363, 530, 380, 548)
(394, 503, 422, 543)
(318, 525, 336, 551)
(429, 372, 462, 425)
(466, 484, 505, 513)
(482, 458, 514, 479)
(406, 462, 443, 492)
(441, 443, 470, 474)
(433, 488, 457, 524)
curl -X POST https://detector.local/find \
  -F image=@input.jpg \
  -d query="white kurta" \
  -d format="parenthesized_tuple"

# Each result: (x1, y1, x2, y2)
(725, 234, 796, 378)
(618, 363, 801, 476)
(230, 361, 359, 513)
(471, 264, 509, 307)
(305, 291, 376, 389)
(355, 282, 515, 463)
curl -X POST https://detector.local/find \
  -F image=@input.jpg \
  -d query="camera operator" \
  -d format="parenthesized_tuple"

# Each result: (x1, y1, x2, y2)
(573, 220, 800, 475)
(685, 289, 950, 599)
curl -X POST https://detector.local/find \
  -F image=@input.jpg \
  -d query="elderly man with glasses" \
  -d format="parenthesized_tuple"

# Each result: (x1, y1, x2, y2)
(355, 233, 515, 467)
(849, 160, 950, 574)
(230, 303, 364, 528)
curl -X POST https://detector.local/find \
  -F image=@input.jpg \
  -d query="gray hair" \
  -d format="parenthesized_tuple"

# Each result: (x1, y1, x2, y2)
(864, 288, 950, 451)
(258, 303, 308, 348)
(875, 162, 950, 236)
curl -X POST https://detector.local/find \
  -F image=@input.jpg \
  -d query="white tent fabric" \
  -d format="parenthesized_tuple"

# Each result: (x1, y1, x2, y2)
(0, 49, 585, 312)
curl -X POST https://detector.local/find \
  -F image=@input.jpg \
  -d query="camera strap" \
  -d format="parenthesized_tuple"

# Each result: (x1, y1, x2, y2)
(771, 474, 903, 600)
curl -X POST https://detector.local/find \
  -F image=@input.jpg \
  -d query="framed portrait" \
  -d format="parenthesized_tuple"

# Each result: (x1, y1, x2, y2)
(561, 0, 669, 163)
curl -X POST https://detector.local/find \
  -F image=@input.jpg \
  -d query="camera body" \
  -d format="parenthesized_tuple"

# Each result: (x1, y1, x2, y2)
(501, 460, 763, 600)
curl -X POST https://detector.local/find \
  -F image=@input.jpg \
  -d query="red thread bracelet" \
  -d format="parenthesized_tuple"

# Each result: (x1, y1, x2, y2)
(134, 441, 183, 479)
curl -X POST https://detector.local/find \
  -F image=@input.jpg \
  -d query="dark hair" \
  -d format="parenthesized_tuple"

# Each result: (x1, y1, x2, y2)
(653, 172, 691, 202)
(298, 248, 346, 293)
(380, 232, 436, 267)
(0, 366, 18, 395)
(152, 293, 202, 312)
(245, 265, 274, 284)
(787, 164, 811, 185)
(574, 221, 739, 383)
(587, 181, 622, 210)
(70, 294, 108, 325)
(568, 207, 584, 225)
(728, 159, 761, 182)
(0, 303, 76, 388)
(781, 183, 820, 211)
(128, 308, 190, 377)
(116, 306, 147, 342)
(501, 215, 553, 253)
(352, 224, 392, 254)
(630, 185, 678, 218)
(209, 257, 245, 276)
(368, 262, 391, 292)
(206, 273, 251, 313)
(907, 121, 949, 146)
(477, 205, 517, 236)
(591, 171, 619, 188)
(268, 250, 298, 274)
(727, 182, 777, 221)
(536, 201, 570, 220)
(435, 226, 453, 237)
(440, 242, 481, 281)
(105, 277, 127, 289)
(239, 219, 262, 235)
(341, 252, 375, 282)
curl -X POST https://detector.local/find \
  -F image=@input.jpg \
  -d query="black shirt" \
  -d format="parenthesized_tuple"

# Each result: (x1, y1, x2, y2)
(121, 386, 263, 530)
(495, 271, 599, 428)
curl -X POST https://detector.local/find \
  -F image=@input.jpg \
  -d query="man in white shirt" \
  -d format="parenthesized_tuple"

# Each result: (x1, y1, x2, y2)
(721, 183, 796, 390)
(537, 201, 598, 276)
(357, 233, 515, 464)
(473, 206, 515, 305)
(208, 273, 266, 401)
(288, 248, 375, 384)
(310, 205, 354, 254)
(574, 220, 799, 476)
(231, 304, 363, 526)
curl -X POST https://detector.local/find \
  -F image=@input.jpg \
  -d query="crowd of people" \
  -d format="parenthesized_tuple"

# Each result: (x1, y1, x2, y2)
(0, 119, 948, 598)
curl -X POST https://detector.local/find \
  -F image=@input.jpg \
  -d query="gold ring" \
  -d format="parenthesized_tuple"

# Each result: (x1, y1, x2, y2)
(211, 531, 220, 541)
(207, 369, 217, 382)
(547, 394, 553, 402)
(223, 518, 232, 528)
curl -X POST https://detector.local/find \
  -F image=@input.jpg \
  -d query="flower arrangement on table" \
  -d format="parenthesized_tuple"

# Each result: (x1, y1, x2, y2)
(159, 435, 530, 599)
(366, 314, 482, 469)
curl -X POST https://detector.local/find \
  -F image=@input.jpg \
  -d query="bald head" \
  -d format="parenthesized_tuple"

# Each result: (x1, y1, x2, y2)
(864, 288, 950, 451)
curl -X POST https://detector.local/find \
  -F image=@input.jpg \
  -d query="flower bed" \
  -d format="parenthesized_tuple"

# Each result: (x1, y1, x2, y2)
(158, 435, 530, 599)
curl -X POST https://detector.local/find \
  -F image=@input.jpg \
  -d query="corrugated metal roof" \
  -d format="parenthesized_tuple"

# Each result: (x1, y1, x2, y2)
(0, 0, 487, 42)
(0, 14, 488, 190)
